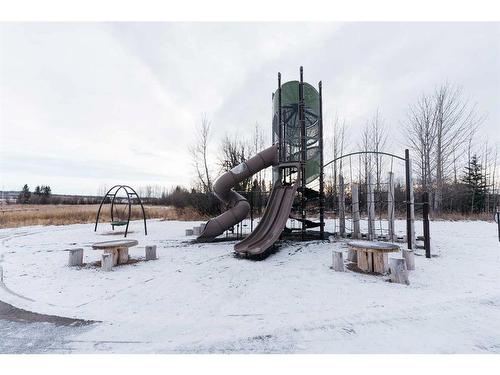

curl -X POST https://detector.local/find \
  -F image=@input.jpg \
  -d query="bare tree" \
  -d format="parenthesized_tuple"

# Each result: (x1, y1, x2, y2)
(403, 94, 437, 194)
(492, 145, 499, 212)
(218, 133, 249, 192)
(328, 115, 348, 205)
(189, 114, 213, 193)
(97, 184, 109, 197)
(322, 115, 348, 211)
(359, 110, 387, 186)
(482, 141, 499, 213)
(360, 121, 372, 186)
(328, 116, 347, 181)
(144, 185, 153, 199)
(369, 109, 388, 191)
(432, 84, 483, 212)
(251, 123, 268, 190)
(403, 83, 483, 213)
(483, 140, 490, 212)
(357, 110, 388, 218)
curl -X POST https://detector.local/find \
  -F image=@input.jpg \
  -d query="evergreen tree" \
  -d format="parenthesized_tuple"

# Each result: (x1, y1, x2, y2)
(17, 184, 31, 204)
(42, 185, 51, 197)
(34, 186, 41, 196)
(39, 185, 51, 204)
(461, 154, 488, 213)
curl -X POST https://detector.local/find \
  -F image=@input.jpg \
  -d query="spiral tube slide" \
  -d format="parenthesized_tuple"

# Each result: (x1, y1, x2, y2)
(197, 144, 278, 242)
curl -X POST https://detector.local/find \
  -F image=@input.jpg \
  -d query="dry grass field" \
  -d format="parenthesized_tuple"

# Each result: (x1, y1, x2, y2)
(0, 204, 209, 229)
(0, 204, 494, 230)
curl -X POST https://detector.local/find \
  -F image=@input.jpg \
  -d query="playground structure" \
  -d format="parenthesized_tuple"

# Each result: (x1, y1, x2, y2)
(325, 149, 433, 257)
(196, 66, 427, 257)
(326, 150, 414, 243)
(197, 67, 326, 256)
(94, 185, 147, 237)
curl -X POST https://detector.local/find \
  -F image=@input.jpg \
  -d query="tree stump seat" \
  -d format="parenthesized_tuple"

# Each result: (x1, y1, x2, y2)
(347, 240, 400, 274)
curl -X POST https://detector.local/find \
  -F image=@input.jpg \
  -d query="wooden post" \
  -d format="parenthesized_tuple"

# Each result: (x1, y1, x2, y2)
(339, 174, 346, 237)
(423, 191, 431, 258)
(373, 252, 389, 274)
(357, 250, 373, 272)
(389, 257, 409, 285)
(331, 250, 345, 272)
(104, 248, 119, 266)
(388, 171, 395, 241)
(118, 247, 129, 264)
(367, 174, 376, 241)
(402, 248, 415, 270)
(352, 182, 360, 239)
(68, 248, 83, 267)
(101, 253, 113, 271)
(145, 245, 157, 260)
(347, 248, 358, 262)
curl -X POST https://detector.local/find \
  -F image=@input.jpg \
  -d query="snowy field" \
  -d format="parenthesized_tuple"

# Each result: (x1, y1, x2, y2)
(0, 218, 499, 353)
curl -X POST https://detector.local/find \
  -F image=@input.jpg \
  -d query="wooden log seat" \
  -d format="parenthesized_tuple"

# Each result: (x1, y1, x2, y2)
(347, 240, 400, 274)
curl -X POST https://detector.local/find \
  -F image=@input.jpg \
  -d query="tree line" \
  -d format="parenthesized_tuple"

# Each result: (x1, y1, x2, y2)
(15, 184, 101, 205)
(17, 184, 52, 204)
(13, 82, 498, 219)
(184, 83, 498, 218)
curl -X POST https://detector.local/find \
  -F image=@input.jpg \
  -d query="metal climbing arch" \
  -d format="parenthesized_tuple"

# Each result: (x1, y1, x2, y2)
(94, 185, 147, 237)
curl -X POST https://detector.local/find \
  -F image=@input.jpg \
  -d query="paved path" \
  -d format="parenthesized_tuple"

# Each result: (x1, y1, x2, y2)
(0, 301, 94, 354)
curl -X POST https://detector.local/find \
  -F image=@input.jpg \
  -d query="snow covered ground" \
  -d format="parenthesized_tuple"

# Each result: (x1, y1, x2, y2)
(0, 218, 499, 353)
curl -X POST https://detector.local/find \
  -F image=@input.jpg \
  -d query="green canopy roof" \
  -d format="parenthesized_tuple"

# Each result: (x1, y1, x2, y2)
(272, 80, 320, 184)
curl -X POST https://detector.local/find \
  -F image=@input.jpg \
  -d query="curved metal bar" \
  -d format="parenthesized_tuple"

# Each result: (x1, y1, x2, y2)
(95, 184, 147, 236)
(94, 185, 121, 232)
(323, 151, 405, 169)
(124, 186, 132, 238)
(110, 185, 126, 231)
(123, 185, 147, 235)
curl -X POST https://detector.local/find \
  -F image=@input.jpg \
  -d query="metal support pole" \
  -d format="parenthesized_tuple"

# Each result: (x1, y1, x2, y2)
(423, 191, 431, 258)
(388, 171, 395, 241)
(339, 174, 346, 237)
(299, 66, 306, 240)
(405, 149, 413, 249)
(319, 81, 325, 240)
(278, 72, 282, 165)
(125, 185, 147, 236)
(409, 161, 415, 247)
(125, 187, 132, 238)
(250, 188, 254, 232)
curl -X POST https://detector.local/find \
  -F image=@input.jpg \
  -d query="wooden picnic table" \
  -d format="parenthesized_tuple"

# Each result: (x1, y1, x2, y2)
(92, 239, 138, 266)
(347, 240, 400, 274)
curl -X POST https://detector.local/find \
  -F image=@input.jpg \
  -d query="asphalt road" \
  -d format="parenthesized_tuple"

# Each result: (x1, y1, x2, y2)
(0, 301, 94, 354)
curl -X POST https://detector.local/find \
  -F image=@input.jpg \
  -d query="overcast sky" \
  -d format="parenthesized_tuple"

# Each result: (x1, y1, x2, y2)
(1, 22, 499, 195)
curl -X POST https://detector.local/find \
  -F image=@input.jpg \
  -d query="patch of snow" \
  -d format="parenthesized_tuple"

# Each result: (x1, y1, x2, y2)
(0, 218, 499, 353)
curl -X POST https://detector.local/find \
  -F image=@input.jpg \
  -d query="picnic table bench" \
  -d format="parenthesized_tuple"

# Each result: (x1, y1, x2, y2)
(92, 239, 138, 266)
(347, 240, 400, 274)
